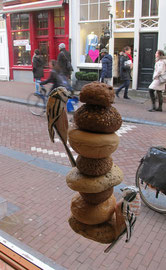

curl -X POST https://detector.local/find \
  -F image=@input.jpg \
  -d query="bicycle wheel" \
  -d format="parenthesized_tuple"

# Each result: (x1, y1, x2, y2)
(27, 93, 45, 116)
(136, 163, 166, 214)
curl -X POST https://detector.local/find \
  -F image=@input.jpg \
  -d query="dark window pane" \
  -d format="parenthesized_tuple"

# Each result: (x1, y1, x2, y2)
(100, 3, 109, 19)
(142, 0, 149, 17)
(36, 12, 48, 29)
(116, 1, 124, 18)
(13, 31, 29, 40)
(60, 8, 65, 16)
(37, 29, 48, 35)
(54, 8, 60, 16)
(54, 17, 60, 27)
(13, 45, 31, 65)
(126, 0, 134, 18)
(55, 29, 60, 35)
(90, 4, 98, 20)
(151, 0, 159, 16)
(61, 17, 65, 27)
(20, 13, 29, 29)
(11, 14, 19, 30)
(60, 29, 65, 35)
(80, 4, 88, 20)
(38, 41, 49, 67)
(11, 13, 29, 30)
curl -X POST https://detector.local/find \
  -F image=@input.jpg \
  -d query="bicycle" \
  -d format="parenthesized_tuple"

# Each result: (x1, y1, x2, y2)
(135, 147, 166, 214)
(27, 86, 48, 116)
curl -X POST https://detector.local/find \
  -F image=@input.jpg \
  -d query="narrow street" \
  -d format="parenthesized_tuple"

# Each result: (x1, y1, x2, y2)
(0, 99, 165, 269)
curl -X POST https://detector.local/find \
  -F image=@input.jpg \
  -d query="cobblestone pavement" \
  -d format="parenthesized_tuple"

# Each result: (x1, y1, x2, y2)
(0, 100, 166, 269)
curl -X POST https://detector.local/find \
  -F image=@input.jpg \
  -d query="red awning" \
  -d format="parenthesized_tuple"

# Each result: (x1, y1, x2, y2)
(2, 0, 64, 13)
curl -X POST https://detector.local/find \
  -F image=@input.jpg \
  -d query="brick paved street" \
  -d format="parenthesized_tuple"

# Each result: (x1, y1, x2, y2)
(0, 81, 166, 269)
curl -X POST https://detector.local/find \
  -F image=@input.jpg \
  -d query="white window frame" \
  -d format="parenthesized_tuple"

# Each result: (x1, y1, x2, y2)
(80, 0, 110, 22)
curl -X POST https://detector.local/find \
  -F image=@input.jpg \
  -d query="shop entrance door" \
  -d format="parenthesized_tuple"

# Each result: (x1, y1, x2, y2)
(138, 33, 158, 90)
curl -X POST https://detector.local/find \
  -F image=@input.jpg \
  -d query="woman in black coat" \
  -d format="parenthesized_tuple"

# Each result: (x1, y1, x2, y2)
(32, 49, 44, 93)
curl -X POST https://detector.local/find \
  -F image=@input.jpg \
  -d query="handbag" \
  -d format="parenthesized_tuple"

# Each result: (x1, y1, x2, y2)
(158, 72, 166, 83)
(62, 51, 73, 72)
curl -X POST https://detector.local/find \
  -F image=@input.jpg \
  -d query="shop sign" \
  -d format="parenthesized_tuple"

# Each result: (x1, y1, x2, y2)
(13, 39, 29, 46)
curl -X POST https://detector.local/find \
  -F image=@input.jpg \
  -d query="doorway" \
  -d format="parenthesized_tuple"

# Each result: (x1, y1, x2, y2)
(138, 33, 158, 89)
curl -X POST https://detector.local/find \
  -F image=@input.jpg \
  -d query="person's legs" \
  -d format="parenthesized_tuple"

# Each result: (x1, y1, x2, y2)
(116, 81, 126, 97)
(104, 78, 112, 86)
(148, 89, 156, 111)
(123, 80, 130, 99)
(156, 91, 163, 111)
(35, 79, 41, 93)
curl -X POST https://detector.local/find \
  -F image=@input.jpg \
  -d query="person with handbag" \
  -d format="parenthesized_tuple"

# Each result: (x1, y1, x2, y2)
(57, 43, 73, 79)
(148, 50, 166, 112)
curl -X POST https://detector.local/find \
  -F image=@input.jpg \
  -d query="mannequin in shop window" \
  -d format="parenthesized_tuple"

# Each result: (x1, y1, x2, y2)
(85, 31, 98, 62)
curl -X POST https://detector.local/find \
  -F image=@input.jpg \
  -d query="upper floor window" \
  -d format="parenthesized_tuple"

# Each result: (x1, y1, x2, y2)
(54, 8, 65, 35)
(142, 0, 159, 17)
(36, 12, 48, 36)
(80, 0, 110, 21)
(116, 0, 134, 18)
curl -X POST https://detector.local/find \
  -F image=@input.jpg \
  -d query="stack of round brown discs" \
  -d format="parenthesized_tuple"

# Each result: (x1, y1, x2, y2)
(66, 82, 126, 244)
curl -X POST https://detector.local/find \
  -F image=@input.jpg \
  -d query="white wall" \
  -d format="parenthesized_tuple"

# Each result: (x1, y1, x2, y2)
(0, 16, 9, 81)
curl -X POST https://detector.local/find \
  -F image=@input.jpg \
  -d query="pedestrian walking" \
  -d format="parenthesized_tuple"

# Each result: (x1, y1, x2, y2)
(32, 49, 44, 93)
(57, 43, 73, 79)
(116, 46, 133, 99)
(148, 50, 166, 112)
(100, 48, 112, 86)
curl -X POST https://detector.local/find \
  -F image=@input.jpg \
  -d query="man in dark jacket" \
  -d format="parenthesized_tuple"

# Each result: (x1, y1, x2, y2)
(100, 48, 112, 85)
(57, 43, 73, 78)
(32, 49, 44, 93)
(116, 46, 133, 99)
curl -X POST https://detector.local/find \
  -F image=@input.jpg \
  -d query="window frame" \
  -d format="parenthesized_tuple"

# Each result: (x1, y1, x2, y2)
(141, 0, 159, 17)
(10, 13, 31, 67)
(116, 0, 135, 19)
(80, 0, 110, 21)
(54, 8, 65, 37)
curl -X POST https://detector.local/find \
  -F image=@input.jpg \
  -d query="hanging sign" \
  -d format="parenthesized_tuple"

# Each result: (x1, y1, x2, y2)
(13, 39, 29, 46)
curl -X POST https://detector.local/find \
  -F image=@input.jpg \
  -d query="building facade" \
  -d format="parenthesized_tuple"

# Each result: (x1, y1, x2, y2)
(2, 0, 69, 82)
(70, 0, 166, 90)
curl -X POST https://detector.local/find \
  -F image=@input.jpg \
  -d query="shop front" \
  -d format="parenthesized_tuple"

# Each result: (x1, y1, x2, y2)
(3, 0, 69, 82)
(69, 0, 112, 84)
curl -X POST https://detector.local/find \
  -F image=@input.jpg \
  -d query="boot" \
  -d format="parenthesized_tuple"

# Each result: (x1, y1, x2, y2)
(148, 89, 156, 112)
(156, 91, 163, 111)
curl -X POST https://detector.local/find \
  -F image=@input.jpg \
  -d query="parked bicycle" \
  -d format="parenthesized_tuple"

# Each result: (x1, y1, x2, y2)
(135, 146, 166, 214)
(27, 86, 48, 116)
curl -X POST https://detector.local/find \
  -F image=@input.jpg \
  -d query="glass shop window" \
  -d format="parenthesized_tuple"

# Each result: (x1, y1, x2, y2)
(80, 22, 110, 63)
(142, 0, 159, 17)
(36, 12, 48, 36)
(11, 13, 31, 66)
(54, 8, 65, 35)
(80, 0, 109, 21)
(116, 0, 134, 18)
